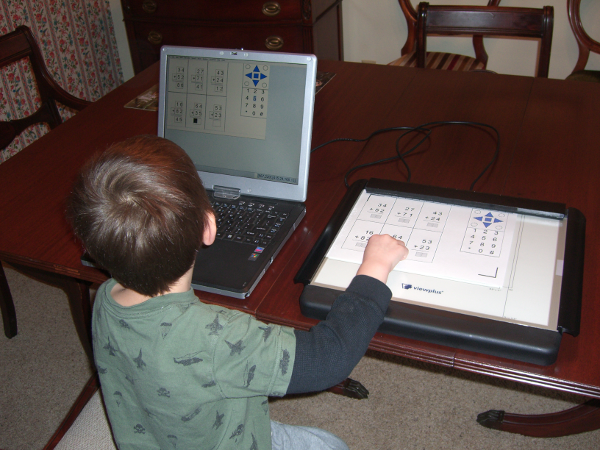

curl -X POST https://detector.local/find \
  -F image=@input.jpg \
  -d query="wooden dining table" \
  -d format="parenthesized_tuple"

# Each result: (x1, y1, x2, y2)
(1, 59, 599, 437)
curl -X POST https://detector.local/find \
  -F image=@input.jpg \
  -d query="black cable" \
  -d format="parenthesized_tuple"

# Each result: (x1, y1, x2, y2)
(310, 126, 419, 154)
(343, 154, 404, 188)
(410, 121, 500, 191)
(310, 120, 500, 191)
(394, 126, 433, 183)
(342, 126, 432, 188)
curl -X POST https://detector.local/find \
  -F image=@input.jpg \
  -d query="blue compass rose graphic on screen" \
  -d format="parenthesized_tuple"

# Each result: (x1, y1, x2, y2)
(474, 212, 504, 228)
(245, 65, 268, 86)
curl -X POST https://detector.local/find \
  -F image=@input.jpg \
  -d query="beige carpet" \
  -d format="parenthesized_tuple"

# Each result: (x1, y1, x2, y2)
(1, 264, 599, 449)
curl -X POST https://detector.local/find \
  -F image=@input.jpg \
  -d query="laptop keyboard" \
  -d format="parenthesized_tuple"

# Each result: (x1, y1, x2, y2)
(211, 199, 288, 248)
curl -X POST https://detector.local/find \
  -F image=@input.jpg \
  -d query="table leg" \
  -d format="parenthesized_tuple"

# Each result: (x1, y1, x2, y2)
(0, 264, 18, 338)
(61, 278, 93, 363)
(477, 399, 600, 437)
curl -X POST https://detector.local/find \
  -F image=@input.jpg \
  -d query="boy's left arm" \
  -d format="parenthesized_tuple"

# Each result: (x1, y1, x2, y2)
(286, 274, 391, 395)
(287, 234, 406, 395)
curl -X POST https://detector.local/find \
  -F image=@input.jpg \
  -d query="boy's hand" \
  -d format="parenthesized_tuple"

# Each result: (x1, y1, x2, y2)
(356, 234, 409, 284)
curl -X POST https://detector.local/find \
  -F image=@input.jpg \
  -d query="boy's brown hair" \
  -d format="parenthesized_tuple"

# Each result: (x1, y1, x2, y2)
(67, 135, 213, 296)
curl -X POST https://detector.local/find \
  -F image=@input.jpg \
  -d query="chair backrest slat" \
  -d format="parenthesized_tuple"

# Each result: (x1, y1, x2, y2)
(416, 3, 554, 77)
(398, 0, 502, 67)
(0, 32, 32, 66)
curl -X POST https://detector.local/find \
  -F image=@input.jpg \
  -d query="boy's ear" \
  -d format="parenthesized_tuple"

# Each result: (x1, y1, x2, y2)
(203, 212, 217, 246)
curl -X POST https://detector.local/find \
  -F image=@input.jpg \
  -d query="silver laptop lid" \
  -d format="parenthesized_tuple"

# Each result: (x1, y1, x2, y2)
(158, 46, 317, 202)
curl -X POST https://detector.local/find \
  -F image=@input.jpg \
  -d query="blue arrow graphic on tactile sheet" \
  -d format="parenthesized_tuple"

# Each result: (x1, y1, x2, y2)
(246, 66, 267, 86)
(474, 212, 503, 228)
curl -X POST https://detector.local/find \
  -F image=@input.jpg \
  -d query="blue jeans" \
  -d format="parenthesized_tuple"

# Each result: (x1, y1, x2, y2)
(271, 421, 349, 450)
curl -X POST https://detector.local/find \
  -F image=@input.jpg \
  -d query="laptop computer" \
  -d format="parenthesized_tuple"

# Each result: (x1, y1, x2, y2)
(157, 46, 317, 298)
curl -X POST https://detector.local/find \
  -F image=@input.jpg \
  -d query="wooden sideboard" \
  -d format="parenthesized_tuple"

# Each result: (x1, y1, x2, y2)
(121, 0, 344, 74)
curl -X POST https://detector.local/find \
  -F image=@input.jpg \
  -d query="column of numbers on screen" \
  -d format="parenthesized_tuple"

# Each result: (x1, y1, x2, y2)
(205, 98, 226, 132)
(167, 92, 186, 128)
(173, 100, 184, 124)
(242, 88, 268, 118)
(211, 72, 224, 93)
(168, 61, 187, 92)
(172, 70, 185, 89)
(208, 64, 228, 95)
(186, 60, 208, 94)
(185, 95, 205, 129)
(241, 64, 270, 119)
(461, 227, 505, 257)
(188, 67, 205, 93)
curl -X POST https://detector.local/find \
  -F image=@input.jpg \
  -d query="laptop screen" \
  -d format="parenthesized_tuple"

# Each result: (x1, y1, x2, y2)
(158, 47, 317, 202)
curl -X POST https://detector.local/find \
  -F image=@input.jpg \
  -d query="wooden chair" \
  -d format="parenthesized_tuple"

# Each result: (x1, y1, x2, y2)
(0, 25, 91, 149)
(408, 2, 554, 78)
(390, 0, 501, 71)
(0, 26, 91, 341)
(566, 0, 600, 83)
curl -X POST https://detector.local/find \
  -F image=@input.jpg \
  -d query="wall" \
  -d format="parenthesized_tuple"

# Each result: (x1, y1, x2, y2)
(108, 0, 135, 81)
(342, 0, 600, 79)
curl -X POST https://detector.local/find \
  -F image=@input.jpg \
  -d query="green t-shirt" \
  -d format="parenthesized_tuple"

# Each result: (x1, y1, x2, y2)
(92, 279, 296, 449)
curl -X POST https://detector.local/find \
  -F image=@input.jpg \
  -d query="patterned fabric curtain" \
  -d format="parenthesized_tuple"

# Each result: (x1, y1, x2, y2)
(0, 0, 124, 163)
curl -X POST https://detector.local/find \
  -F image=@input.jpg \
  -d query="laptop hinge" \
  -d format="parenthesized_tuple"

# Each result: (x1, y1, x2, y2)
(213, 185, 241, 200)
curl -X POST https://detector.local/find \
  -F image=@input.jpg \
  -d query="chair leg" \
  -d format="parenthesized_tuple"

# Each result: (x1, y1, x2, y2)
(43, 372, 100, 450)
(0, 263, 18, 338)
(477, 399, 600, 437)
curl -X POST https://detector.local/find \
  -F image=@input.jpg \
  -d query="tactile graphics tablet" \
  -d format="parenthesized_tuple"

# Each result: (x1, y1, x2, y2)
(296, 179, 585, 365)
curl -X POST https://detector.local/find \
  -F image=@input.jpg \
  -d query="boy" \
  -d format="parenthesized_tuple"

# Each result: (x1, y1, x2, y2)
(67, 135, 408, 450)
